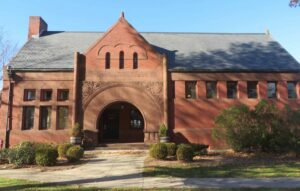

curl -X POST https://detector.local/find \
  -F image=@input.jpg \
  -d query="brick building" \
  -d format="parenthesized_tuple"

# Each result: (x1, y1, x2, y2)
(1, 14, 300, 148)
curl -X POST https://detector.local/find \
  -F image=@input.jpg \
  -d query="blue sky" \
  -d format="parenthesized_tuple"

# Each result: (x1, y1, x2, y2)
(0, 0, 299, 62)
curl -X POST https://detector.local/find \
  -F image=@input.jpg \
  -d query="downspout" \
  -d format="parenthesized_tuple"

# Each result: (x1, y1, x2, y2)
(162, 54, 168, 127)
(5, 66, 14, 148)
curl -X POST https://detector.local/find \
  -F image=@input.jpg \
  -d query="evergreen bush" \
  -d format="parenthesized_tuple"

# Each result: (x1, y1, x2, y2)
(149, 143, 168, 160)
(66, 146, 84, 162)
(176, 144, 194, 162)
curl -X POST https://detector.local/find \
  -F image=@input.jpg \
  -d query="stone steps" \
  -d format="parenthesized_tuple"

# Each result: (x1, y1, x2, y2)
(94, 142, 150, 150)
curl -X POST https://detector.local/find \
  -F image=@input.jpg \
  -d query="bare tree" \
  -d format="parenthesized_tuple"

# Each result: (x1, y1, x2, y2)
(290, 0, 300, 7)
(0, 27, 18, 81)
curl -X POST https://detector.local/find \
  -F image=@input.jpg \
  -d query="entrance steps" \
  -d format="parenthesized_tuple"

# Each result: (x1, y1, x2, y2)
(94, 142, 150, 150)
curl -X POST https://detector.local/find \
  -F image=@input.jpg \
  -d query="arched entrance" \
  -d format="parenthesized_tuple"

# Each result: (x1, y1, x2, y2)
(97, 102, 144, 143)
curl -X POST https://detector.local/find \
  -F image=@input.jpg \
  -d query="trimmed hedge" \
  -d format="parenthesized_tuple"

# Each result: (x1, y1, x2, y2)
(58, 143, 73, 158)
(0, 148, 9, 164)
(149, 143, 168, 160)
(66, 146, 84, 162)
(165, 143, 176, 156)
(176, 144, 194, 162)
(8, 141, 36, 167)
(35, 144, 58, 166)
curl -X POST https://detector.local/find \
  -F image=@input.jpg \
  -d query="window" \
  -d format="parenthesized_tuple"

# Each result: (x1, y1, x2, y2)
(41, 89, 52, 101)
(119, 51, 124, 69)
(22, 106, 35, 130)
(227, 81, 237, 99)
(24, 89, 36, 101)
(130, 109, 144, 129)
(267, 81, 277, 98)
(39, 106, 51, 130)
(247, 81, 258, 99)
(287, 81, 297, 99)
(206, 81, 217, 98)
(185, 81, 197, 99)
(57, 89, 69, 101)
(105, 52, 110, 69)
(57, 106, 69, 129)
(133, 52, 138, 69)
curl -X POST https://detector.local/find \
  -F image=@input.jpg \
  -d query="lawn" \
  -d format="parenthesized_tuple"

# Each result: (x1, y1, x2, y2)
(0, 177, 299, 191)
(144, 152, 300, 178)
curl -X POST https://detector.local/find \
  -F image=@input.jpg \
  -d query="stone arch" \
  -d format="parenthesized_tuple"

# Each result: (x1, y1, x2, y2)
(83, 85, 162, 143)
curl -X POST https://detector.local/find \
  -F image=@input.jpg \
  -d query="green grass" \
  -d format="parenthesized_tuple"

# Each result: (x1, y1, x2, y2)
(144, 162, 300, 178)
(0, 177, 298, 191)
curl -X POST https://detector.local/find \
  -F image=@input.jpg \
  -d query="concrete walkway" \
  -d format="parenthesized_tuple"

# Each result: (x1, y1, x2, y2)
(0, 150, 300, 189)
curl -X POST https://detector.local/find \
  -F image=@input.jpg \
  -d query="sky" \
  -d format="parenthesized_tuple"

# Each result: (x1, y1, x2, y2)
(0, 0, 299, 62)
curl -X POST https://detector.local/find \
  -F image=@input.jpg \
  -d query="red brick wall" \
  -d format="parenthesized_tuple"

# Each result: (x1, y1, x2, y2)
(0, 71, 74, 146)
(170, 72, 300, 148)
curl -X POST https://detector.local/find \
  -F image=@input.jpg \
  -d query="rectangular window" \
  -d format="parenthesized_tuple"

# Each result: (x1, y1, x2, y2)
(41, 89, 52, 101)
(57, 89, 69, 101)
(57, 106, 69, 129)
(22, 106, 35, 130)
(247, 81, 258, 99)
(267, 81, 277, 98)
(287, 81, 297, 99)
(206, 81, 217, 99)
(24, 89, 36, 101)
(227, 81, 237, 99)
(39, 106, 51, 130)
(185, 81, 197, 99)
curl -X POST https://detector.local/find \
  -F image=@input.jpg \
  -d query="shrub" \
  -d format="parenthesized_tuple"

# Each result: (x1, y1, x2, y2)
(58, 143, 73, 158)
(0, 148, 10, 163)
(165, 143, 176, 156)
(8, 141, 36, 167)
(66, 146, 84, 162)
(158, 124, 168, 137)
(35, 144, 58, 166)
(149, 143, 168, 160)
(213, 100, 300, 153)
(191, 144, 209, 156)
(71, 123, 82, 137)
(176, 144, 194, 162)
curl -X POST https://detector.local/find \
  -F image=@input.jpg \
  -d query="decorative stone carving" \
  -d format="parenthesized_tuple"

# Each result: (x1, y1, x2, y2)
(82, 81, 163, 107)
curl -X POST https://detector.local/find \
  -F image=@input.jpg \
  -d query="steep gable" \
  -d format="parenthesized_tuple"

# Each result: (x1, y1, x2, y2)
(85, 13, 158, 60)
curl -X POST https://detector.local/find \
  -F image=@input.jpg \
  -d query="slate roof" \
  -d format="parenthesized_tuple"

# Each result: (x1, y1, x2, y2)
(9, 31, 300, 72)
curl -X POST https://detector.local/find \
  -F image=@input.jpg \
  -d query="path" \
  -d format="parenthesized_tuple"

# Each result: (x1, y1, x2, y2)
(0, 150, 300, 189)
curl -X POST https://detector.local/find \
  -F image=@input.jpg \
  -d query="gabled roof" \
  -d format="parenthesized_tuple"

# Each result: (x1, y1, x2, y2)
(9, 31, 300, 72)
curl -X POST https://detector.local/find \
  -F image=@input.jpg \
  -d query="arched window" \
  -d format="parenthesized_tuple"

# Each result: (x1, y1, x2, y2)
(133, 52, 138, 69)
(105, 52, 110, 69)
(119, 51, 124, 69)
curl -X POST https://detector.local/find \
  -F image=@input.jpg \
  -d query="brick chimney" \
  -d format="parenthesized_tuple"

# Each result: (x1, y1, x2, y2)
(28, 16, 48, 40)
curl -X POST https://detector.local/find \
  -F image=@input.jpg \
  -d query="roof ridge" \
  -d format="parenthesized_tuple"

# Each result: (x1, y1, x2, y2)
(43, 31, 266, 35)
